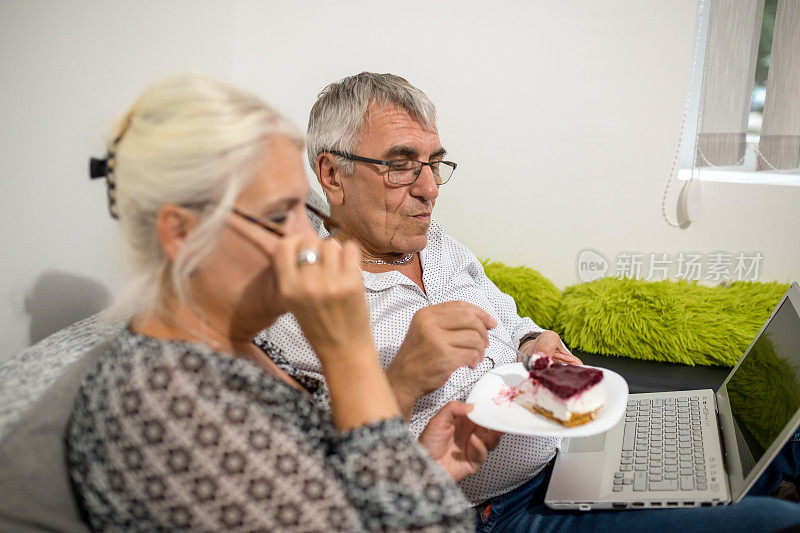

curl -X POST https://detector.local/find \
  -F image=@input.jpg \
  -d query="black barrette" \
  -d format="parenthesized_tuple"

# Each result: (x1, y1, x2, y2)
(89, 157, 109, 179)
(88, 152, 119, 219)
(89, 127, 126, 219)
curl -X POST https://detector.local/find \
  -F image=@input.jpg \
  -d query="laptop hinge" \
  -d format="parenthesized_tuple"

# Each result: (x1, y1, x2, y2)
(713, 391, 735, 498)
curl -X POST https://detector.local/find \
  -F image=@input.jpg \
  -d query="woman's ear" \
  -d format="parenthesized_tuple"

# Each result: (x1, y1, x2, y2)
(156, 205, 197, 261)
(317, 153, 344, 206)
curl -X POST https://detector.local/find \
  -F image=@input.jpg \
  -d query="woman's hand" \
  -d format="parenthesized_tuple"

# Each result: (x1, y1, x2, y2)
(273, 234, 401, 430)
(520, 330, 583, 365)
(418, 401, 503, 482)
(274, 235, 373, 364)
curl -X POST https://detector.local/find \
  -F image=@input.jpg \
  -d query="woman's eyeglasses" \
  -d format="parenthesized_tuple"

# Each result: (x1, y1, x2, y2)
(232, 202, 339, 238)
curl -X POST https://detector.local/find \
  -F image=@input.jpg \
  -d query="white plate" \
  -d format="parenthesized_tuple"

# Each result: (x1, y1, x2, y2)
(466, 362, 628, 437)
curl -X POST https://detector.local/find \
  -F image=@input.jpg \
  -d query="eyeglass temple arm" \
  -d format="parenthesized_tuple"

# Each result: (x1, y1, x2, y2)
(305, 202, 339, 236)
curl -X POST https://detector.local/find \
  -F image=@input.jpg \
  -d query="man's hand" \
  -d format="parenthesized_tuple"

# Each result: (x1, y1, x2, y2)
(519, 330, 583, 365)
(385, 302, 497, 419)
(418, 401, 503, 482)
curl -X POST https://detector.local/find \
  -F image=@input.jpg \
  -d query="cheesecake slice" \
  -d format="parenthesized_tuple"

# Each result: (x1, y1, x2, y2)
(515, 356, 605, 427)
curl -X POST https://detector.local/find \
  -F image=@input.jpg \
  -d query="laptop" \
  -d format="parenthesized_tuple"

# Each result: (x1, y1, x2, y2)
(545, 282, 800, 510)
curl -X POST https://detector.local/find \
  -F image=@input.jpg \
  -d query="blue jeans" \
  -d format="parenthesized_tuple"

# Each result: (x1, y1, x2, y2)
(475, 430, 800, 533)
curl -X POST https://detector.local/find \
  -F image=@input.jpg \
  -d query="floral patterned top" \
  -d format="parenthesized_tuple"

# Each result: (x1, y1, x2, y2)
(67, 330, 471, 531)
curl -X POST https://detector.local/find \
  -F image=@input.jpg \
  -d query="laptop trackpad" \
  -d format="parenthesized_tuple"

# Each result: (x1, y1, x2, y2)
(546, 433, 608, 504)
(567, 432, 606, 453)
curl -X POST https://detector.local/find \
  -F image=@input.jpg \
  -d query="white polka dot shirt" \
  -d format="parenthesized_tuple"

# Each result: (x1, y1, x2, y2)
(259, 219, 560, 504)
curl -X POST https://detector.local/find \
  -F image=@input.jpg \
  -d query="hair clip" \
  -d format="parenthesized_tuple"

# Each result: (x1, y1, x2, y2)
(89, 157, 109, 179)
(90, 126, 128, 219)
(89, 154, 119, 219)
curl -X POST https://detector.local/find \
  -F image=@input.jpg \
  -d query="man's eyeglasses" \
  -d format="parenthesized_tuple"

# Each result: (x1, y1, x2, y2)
(330, 150, 457, 186)
(232, 202, 339, 238)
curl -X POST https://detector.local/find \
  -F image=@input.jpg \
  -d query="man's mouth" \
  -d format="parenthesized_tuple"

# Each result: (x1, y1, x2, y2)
(411, 212, 431, 222)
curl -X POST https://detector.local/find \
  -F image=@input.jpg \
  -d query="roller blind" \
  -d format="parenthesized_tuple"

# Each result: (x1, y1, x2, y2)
(756, 0, 800, 170)
(696, 0, 764, 167)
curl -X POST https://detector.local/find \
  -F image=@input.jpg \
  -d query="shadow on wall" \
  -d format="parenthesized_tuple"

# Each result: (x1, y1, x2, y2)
(25, 271, 112, 345)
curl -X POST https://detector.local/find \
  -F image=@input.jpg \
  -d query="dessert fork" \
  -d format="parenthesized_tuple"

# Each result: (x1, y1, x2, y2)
(491, 333, 577, 371)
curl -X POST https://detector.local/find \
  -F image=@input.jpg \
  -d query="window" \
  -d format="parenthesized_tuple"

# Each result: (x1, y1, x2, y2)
(683, 0, 800, 180)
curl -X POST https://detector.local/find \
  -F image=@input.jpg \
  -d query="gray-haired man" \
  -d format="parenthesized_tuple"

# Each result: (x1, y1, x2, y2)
(260, 71, 578, 513)
(259, 73, 800, 530)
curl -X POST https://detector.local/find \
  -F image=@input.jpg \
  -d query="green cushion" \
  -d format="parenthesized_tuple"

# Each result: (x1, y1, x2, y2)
(480, 260, 562, 331)
(553, 278, 790, 367)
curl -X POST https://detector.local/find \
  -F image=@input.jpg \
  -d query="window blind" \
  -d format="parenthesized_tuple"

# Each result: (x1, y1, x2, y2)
(757, 0, 800, 170)
(696, 0, 764, 167)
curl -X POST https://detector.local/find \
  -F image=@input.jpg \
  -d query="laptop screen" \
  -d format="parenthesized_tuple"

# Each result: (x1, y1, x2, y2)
(724, 295, 800, 479)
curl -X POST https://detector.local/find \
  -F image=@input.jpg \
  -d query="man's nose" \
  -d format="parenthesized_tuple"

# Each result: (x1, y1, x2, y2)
(410, 165, 439, 201)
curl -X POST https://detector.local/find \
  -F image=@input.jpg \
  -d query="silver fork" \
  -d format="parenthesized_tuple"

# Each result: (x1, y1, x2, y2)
(489, 333, 541, 371)
(490, 332, 576, 371)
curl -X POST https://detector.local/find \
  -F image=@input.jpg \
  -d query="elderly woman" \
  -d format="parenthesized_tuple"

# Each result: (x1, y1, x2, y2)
(68, 74, 499, 531)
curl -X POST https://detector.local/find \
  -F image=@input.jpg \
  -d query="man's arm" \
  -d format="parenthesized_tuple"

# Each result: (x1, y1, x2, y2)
(263, 301, 496, 420)
(466, 259, 542, 345)
(385, 302, 496, 419)
(465, 253, 582, 364)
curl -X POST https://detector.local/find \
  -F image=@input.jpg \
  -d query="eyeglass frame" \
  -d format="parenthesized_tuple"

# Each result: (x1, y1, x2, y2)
(231, 202, 339, 238)
(329, 150, 457, 185)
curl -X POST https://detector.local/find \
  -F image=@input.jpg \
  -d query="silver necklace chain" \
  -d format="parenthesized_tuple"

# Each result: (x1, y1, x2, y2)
(361, 252, 414, 265)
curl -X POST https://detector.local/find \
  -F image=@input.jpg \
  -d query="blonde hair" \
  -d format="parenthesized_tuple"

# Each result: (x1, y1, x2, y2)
(105, 73, 303, 319)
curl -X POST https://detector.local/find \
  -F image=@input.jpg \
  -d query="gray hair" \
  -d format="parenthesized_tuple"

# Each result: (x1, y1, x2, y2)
(306, 72, 437, 175)
(106, 73, 303, 320)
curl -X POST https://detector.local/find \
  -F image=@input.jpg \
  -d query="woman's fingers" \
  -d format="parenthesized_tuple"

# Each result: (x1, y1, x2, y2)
(275, 235, 337, 309)
(274, 234, 307, 299)
(319, 237, 341, 279)
(440, 400, 473, 419)
(341, 240, 363, 276)
(467, 433, 489, 466)
(274, 235, 373, 363)
(476, 425, 503, 451)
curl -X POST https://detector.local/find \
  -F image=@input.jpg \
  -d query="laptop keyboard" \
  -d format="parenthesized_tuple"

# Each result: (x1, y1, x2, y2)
(614, 396, 709, 493)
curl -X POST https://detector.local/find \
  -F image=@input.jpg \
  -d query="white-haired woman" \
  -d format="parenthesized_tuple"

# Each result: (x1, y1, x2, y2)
(67, 74, 499, 531)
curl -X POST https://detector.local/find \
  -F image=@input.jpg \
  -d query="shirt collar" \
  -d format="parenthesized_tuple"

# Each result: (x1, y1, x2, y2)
(318, 223, 332, 239)
(318, 219, 445, 293)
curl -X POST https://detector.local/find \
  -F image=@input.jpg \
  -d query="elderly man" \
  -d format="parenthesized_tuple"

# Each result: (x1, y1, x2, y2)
(262, 72, 579, 504)
(260, 73, 800, 531)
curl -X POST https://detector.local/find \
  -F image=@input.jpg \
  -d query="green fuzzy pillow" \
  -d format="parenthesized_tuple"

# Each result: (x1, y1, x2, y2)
(554, 278, 790, 367)
(480, 260, 562, 331)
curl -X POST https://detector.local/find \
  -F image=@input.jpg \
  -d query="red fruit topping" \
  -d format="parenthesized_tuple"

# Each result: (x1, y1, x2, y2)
(530, 363, 603, 400)
(531, 356, 551, 371)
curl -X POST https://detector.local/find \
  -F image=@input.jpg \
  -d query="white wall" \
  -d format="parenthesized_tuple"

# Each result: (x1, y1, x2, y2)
(2, 0, 798, 361)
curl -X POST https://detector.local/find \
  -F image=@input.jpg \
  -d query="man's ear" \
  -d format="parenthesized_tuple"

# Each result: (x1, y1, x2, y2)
(317, 153, 344, 206)
(156, 205, 197, 261)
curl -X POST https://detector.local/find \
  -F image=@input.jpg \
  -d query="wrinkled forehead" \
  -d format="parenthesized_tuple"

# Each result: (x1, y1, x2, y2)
(356, 101, 441, 155)
(363, 98, 436, 132)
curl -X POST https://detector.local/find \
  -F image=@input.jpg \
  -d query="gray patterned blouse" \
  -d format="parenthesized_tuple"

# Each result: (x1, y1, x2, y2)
(67, 330, 471, 531)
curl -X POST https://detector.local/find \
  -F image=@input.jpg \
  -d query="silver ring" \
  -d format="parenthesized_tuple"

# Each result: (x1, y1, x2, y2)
(297, 248, 320, 266)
